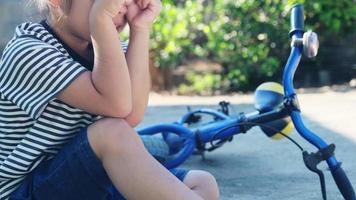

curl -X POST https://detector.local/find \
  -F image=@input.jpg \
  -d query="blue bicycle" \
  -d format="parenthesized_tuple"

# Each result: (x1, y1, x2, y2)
(138, 4, 356, 200)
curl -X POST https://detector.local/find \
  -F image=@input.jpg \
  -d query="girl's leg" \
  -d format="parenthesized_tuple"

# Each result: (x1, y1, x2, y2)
(87, 118, 203, 200)
(183, 170, 220, 200)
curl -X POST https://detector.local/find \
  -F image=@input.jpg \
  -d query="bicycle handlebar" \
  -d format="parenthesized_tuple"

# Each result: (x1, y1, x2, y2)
(289, 4, 304, 38)
(331, 165, 356, 199)
(287, 4, 355, 199)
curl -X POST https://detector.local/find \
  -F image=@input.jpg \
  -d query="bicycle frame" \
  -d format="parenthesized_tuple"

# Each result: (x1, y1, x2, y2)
(138, 4, 355, 199)
(139, 104, 290, 168)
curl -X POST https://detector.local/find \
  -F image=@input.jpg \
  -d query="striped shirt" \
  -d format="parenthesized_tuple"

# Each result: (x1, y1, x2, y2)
(0, 21, 127, 199)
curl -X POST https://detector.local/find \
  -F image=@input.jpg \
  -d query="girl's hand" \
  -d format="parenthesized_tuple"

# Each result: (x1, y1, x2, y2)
(126, 0, 162, 31)
(135, 0, 150, 9)
(91, 0, 132, 19)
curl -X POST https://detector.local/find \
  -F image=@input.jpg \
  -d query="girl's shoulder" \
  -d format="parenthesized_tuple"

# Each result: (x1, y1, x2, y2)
(14, 22, 45, 37)
(2, 21, 68, 58)
(0, 22, 88, 120)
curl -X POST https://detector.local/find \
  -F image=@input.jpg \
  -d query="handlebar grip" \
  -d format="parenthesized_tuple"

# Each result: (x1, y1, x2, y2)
(289, 4, 304, 38)
(331, 165, 356, 200)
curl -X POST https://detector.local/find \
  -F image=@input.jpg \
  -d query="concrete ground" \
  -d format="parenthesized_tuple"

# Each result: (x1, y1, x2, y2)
(139, 88, 356, 200)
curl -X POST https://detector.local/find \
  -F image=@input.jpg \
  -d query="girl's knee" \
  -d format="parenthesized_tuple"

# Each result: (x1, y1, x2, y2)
(87, 118, 142, 160)
(184, 170, 219, 200)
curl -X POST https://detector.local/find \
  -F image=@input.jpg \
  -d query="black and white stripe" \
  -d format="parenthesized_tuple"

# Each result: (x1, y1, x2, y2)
(0, 22, 115, 199)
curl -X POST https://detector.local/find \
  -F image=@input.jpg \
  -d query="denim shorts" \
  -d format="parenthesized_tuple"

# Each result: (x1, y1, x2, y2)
(10, 127, 189, 200)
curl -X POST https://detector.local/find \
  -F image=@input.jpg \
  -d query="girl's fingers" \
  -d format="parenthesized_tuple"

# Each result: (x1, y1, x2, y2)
(124, 0, 134, 6)
(143, 0, 150, 9)
(136, 0, 150, 9)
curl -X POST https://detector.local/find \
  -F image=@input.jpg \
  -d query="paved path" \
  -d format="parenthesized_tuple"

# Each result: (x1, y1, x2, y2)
(140, 89, 356, 200)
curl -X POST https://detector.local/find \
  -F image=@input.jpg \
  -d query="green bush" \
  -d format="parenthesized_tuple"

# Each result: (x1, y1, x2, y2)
(178, 71, 222, 95)
(150, 0, 355, 93)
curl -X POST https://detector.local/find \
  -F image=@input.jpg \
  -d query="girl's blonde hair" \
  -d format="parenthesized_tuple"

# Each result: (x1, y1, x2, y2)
(31, 0, 72, 17)
(32, 0, 47, 12)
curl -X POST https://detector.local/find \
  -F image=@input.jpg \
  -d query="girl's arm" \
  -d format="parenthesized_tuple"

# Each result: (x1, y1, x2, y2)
(124, 29, 151, 127)
(124, 0, 162, 127)
(57, 0, 133, 118)
(90, 11, 132, 115)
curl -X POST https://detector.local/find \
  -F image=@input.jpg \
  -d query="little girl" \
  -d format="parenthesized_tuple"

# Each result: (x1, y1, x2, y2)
(0, 0, 219, 199)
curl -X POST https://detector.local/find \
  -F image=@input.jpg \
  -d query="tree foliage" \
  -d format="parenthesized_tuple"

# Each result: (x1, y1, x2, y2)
(149, 0, 355, 93)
